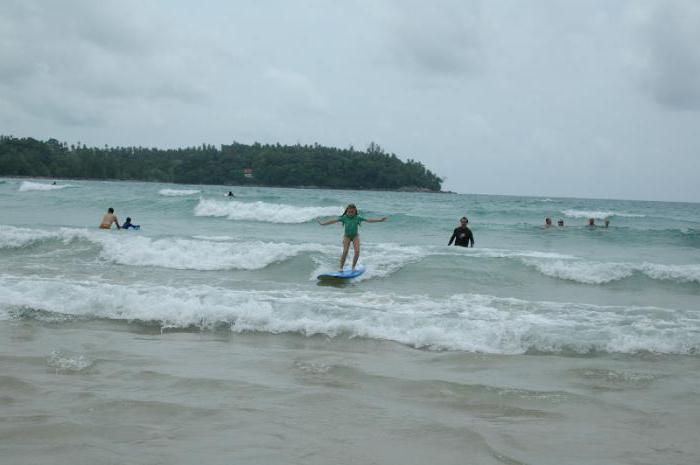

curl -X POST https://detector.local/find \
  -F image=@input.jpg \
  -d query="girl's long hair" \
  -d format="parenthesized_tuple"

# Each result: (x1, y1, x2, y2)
(343, 204, 357, 216)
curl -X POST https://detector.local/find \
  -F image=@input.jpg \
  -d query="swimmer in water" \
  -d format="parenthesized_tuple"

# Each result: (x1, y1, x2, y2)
(318, 204, 387, 271)
(544, 217, 553, 228)
(557, 219, 564, 227)
(99, 208, 120, 230)
(122, 217, 140, 230)
(587, 218, 596, 228)
(448, 217, 475, 247)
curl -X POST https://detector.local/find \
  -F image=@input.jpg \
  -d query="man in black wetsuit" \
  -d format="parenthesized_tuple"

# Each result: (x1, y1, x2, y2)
(448, 217, 474, 247)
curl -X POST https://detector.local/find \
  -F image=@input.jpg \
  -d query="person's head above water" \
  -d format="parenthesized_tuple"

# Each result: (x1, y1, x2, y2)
(108, 208, 114, 214)
(557, 219, 564, 227)
(125, 217, 131, 223)
(588, 218, 595, 226)
(460, 216, 469, 225)
(545, 217, 552, 226)
(343, 204, 358, 217)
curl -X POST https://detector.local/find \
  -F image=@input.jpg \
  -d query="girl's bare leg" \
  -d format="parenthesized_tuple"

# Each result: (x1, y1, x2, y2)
(339, 236, 351, 271)
(351, 236, 360, 270)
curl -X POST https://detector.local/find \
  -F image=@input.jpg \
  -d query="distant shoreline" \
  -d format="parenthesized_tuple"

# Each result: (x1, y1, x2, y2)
(6, 176, 456, 195)
(0, 136, 444, 192)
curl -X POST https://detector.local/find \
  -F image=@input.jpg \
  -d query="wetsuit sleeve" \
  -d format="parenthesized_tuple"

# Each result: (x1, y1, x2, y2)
(448, 229, 457, 246)
(469, 229, 474, 247)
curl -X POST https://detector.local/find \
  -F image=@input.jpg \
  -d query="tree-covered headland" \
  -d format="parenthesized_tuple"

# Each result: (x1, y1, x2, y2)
(0, 136, 443, 191)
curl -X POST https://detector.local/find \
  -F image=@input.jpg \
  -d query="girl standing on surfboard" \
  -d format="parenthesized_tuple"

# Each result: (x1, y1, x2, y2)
(318, 204, 387, 271)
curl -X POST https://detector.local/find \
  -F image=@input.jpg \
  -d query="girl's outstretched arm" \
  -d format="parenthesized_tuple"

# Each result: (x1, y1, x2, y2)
(365, 217, 387, 223)
(318, 218, 339, 226)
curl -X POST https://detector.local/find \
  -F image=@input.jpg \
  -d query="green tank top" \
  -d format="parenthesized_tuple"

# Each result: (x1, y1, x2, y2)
(338, 214, 365, 237)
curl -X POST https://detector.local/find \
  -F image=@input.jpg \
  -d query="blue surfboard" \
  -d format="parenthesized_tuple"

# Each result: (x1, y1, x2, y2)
(317, 265, 365, 281)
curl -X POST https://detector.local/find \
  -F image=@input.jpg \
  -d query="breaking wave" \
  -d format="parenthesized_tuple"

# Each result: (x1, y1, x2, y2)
(2, 225, 697, 283)
(562, 209, 645, 219)
(194, 199, 342, 223)
(1, 276, 698, 355)
(523, 259, 700, 285)
(159, 188, 201, 196)
(18, 181, 78, 192)
(0, 225, 331, 270)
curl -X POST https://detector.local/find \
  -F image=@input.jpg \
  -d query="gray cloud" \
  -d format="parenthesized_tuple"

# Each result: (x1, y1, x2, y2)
(387, 1, 483, 76)
(0, 0, 211, 126)
(0, 0, 699, 201)
(631, 0, 700, 110)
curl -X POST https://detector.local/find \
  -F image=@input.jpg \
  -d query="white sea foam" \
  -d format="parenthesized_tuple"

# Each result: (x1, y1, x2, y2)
(1, 276, 698, 355)
(47, 349, 94, 372)
(18, 181, 77, 192)
(192, 235, 236, 242)
(2, 225, 697, 284)
(96, 235, 332, 270)
(311, 245, 576, 280)
(523, 259, 700, 285)
(159, 188, 201, 196)
(0, 226, 97, 250)
(194, 199, 342, 223)
(523, 259, 635, 284)
(473, 248, 576, 260)
(0, 225, 60, 248)
(639, 263, 700, 284)
(562, 209, 645, 219)
(0, 225, 330, 270)
(312, 243, 429, 280)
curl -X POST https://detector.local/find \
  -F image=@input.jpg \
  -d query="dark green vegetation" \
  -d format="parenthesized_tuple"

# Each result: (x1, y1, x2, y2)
(0, 136, 442, 191)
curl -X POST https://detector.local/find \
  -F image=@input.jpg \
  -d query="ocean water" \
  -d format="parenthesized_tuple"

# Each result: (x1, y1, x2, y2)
(1, 177, 699, 464)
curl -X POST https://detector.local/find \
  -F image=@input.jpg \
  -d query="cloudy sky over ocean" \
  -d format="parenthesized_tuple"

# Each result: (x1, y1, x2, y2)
(1, 0, 699, 201)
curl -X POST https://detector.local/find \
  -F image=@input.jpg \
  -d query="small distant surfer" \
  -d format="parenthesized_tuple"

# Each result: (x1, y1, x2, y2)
(99, 208, 120, 230)
(557, 219, 564, 227)
(318, 203, 387, 271)
(448, 217, 474, 247)
(227, 191, 235, 197)
(587, 218, 596, 228)
(544, 217, 553, 228)
(122, 217, 140, 230)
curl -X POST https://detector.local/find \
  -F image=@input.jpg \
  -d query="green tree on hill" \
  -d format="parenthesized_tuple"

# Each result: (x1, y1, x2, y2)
(0, 135, 443, 191)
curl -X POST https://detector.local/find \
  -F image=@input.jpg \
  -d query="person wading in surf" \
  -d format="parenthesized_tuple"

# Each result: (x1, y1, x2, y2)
(448, 217, 475, 247)
(99, 208, 120, 230)
(318, 204, 387, 271)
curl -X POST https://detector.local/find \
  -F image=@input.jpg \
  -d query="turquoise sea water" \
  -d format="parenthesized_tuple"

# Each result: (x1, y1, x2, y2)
(2, 178, 699, 353)
(2, 177, 700, 464)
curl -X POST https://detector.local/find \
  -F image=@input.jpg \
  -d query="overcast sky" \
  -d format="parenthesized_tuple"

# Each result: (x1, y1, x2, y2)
(1, 0, 699, 201)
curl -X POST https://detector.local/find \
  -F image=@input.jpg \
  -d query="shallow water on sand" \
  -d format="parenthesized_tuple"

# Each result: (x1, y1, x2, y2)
(1, 178, 699, 464)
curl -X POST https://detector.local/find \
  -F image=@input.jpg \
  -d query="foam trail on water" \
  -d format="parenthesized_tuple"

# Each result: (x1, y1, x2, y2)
(194, 199, 342, 223)
(19, 181, 77, 192)
(159, 189, 201, 196)
(1, 276, 698, 355)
